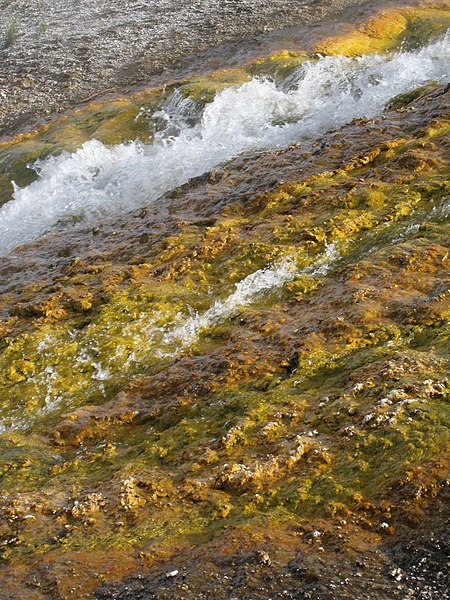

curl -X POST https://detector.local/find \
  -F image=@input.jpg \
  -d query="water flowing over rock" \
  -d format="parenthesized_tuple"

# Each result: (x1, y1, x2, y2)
(0, 4, 449, 599)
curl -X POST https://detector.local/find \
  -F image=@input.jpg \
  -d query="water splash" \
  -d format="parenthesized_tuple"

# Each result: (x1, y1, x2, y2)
(304, 242, 340, 276)
(0, 256, 298, 431)
(163, 256, 297, 349)
(1, 33, 449, 255)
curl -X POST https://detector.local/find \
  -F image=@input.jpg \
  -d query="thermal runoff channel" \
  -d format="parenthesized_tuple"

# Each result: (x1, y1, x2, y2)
(1, 32, 449, 256)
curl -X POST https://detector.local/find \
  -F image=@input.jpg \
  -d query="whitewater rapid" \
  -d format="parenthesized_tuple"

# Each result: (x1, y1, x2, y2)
(1, 32, 450, 256)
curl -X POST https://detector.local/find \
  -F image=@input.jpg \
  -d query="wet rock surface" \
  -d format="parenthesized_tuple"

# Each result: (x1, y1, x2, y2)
(95, 494, 449, 599)
(0, 80, 448, 597)
(0, 5, 449, 600)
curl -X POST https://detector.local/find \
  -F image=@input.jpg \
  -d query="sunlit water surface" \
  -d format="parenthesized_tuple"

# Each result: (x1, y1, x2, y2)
(1, 33, 449, 256)
(1, 33, 450, 430)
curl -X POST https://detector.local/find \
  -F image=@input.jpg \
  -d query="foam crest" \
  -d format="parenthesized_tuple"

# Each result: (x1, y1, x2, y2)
(1, 33, 449, 255)
(163, 257, 297, 348)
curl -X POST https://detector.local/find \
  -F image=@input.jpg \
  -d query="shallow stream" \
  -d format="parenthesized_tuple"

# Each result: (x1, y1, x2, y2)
(1, 31, 449, 256)
(0, 7, 449, 596)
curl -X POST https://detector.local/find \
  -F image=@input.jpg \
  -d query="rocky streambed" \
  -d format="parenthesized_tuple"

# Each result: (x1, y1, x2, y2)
(0, 2, 449, 599)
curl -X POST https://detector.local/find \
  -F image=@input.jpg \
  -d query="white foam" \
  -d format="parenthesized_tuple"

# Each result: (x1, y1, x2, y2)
(304, 242, 340, 276)
(1, 33, 449, 254)
(0, 237, 347, 431)
(163, 256, 297, 348)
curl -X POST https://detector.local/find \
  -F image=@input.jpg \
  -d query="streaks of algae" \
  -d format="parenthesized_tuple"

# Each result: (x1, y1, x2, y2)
(0, 87, 449, 583)
(314, 6, 450, 55)
(0, 9, 449, 599)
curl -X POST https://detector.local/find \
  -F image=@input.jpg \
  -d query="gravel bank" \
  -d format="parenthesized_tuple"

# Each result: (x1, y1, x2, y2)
(0, 0, 412, 139)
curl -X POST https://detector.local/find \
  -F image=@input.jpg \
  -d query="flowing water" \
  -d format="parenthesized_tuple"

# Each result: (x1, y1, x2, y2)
(1, 32, 450, 257)
(0, 253, 320, 431)
(1, 4, 450, 592)
(1, 30, 450, 432)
